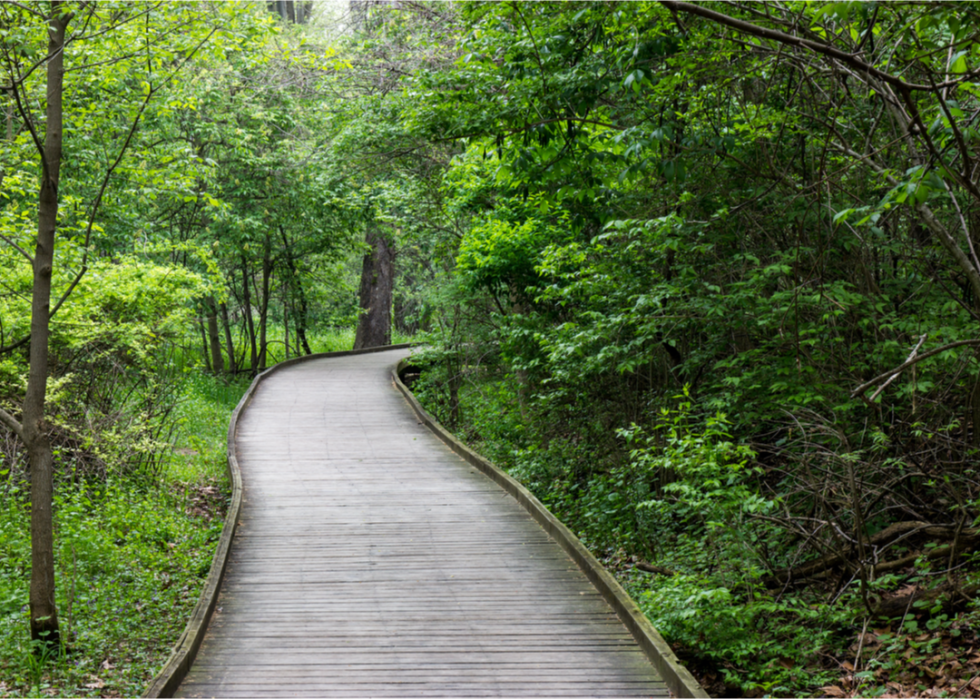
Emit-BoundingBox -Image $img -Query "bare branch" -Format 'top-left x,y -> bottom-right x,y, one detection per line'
659,1 -> 977,92
0,405 -> 24,442
868,334 -> 926,402
0,233 -> 34,264
852,338 -> 980,399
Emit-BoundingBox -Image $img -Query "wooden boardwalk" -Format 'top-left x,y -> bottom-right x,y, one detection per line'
176,349 -> 668,697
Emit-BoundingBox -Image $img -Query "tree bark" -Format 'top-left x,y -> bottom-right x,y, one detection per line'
257,234 -> 272,370
206,296 -> 223,374
23,5 -> 70,648
220,301 -> 236,374
241,258 -> 258,374
295,276 -> 312,355
353,228 -> 394,349
279,226 -> 312,355
199,315 -> 211,373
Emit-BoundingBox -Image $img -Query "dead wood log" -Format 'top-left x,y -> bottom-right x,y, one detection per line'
635,561 -> 678,576
873,581 -> 980,619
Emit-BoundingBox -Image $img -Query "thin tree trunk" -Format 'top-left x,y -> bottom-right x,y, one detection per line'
283,279 -> 290,360
220,302 -> 236,374
353,227 -> 394,349
258,235 -> 272,370
199,315 -> 212,373
23,6 -> 70,647
296,283 -> 312,356
241,258 -> 257,374
206,297 -> 223,374
278,225 -> 312,355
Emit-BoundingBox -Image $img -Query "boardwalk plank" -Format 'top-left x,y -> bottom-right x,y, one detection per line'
174,349 -> 666,697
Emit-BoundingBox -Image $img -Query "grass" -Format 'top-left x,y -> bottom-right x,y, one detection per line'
0,368 -> 247,698
264,325 -> 415,360
0,324 -> 411,697
166,370 -> 252,484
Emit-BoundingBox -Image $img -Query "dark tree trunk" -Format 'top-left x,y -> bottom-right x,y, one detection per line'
220,301 -> 236,374
199,315 -> 211,373
24,6 -> 70,648
257,234 -> 272,370
283,279 -> 290,360
206,296 -> 223,374
295,278 -> 312,355
278,225 -> 312,355
241,258 -> 258,374
353,228 -> 394,350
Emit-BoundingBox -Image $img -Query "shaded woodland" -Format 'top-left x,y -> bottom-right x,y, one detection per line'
2,1 -> 980,696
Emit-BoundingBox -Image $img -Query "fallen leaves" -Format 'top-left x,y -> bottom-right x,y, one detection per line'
83,676 -> 106,689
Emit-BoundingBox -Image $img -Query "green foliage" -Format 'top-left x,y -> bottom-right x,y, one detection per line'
622,391 -> 767,531
397,1 -> 980,694
630,567 -> 849,694
0,364 -> 245,696
0,477 -> 226,697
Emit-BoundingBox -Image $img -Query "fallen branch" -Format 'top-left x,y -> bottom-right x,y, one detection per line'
873,581 -> 980,619
635,561 -> 677,576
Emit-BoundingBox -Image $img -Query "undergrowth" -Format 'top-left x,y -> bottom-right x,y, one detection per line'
412,365 -> 980,698
0,369 -> 245,698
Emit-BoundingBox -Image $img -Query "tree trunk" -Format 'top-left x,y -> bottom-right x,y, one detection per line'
283,279 -> 290,360
199,315 -> 212,373
206,297 -> 223,374
23,6 -> 70,648
241,258 -> 258,374
279,226 -> 312,355
295,277 -> 312,355
220,301 -> 236,374
257,234 -> 272,370
353,228 -> 394,349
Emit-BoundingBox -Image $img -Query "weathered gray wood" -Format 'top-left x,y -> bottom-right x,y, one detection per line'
174,349 -> 669,698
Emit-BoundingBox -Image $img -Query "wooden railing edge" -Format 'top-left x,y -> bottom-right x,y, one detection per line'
392,357 -> 709,699
144,343 -> 414,698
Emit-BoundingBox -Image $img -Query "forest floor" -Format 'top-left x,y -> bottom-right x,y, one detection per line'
407,371 -> 980,699
601,551 -> 980,699
0,371 -> 245,698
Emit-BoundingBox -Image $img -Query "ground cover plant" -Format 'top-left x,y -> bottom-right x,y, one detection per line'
5,0 -> 980,696
375,1 -> 980,695
0,371 -> 241,697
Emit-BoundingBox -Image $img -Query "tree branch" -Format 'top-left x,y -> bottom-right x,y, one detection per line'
852,338 -> 980,398
0,233 -> 34,264
0,405 -> 24,442
659,1 -> 976,92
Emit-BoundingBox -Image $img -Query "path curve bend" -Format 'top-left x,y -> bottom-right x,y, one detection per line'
173,348 -> 679,697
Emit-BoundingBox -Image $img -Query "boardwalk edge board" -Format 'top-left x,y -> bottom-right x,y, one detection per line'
143,343 -> 414,698
393,358 -> 709,699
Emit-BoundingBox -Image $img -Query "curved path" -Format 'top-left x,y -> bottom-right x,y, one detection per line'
176,349 -> 668,697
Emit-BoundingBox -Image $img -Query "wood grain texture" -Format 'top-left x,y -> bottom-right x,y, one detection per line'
175,349 -> 669,698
